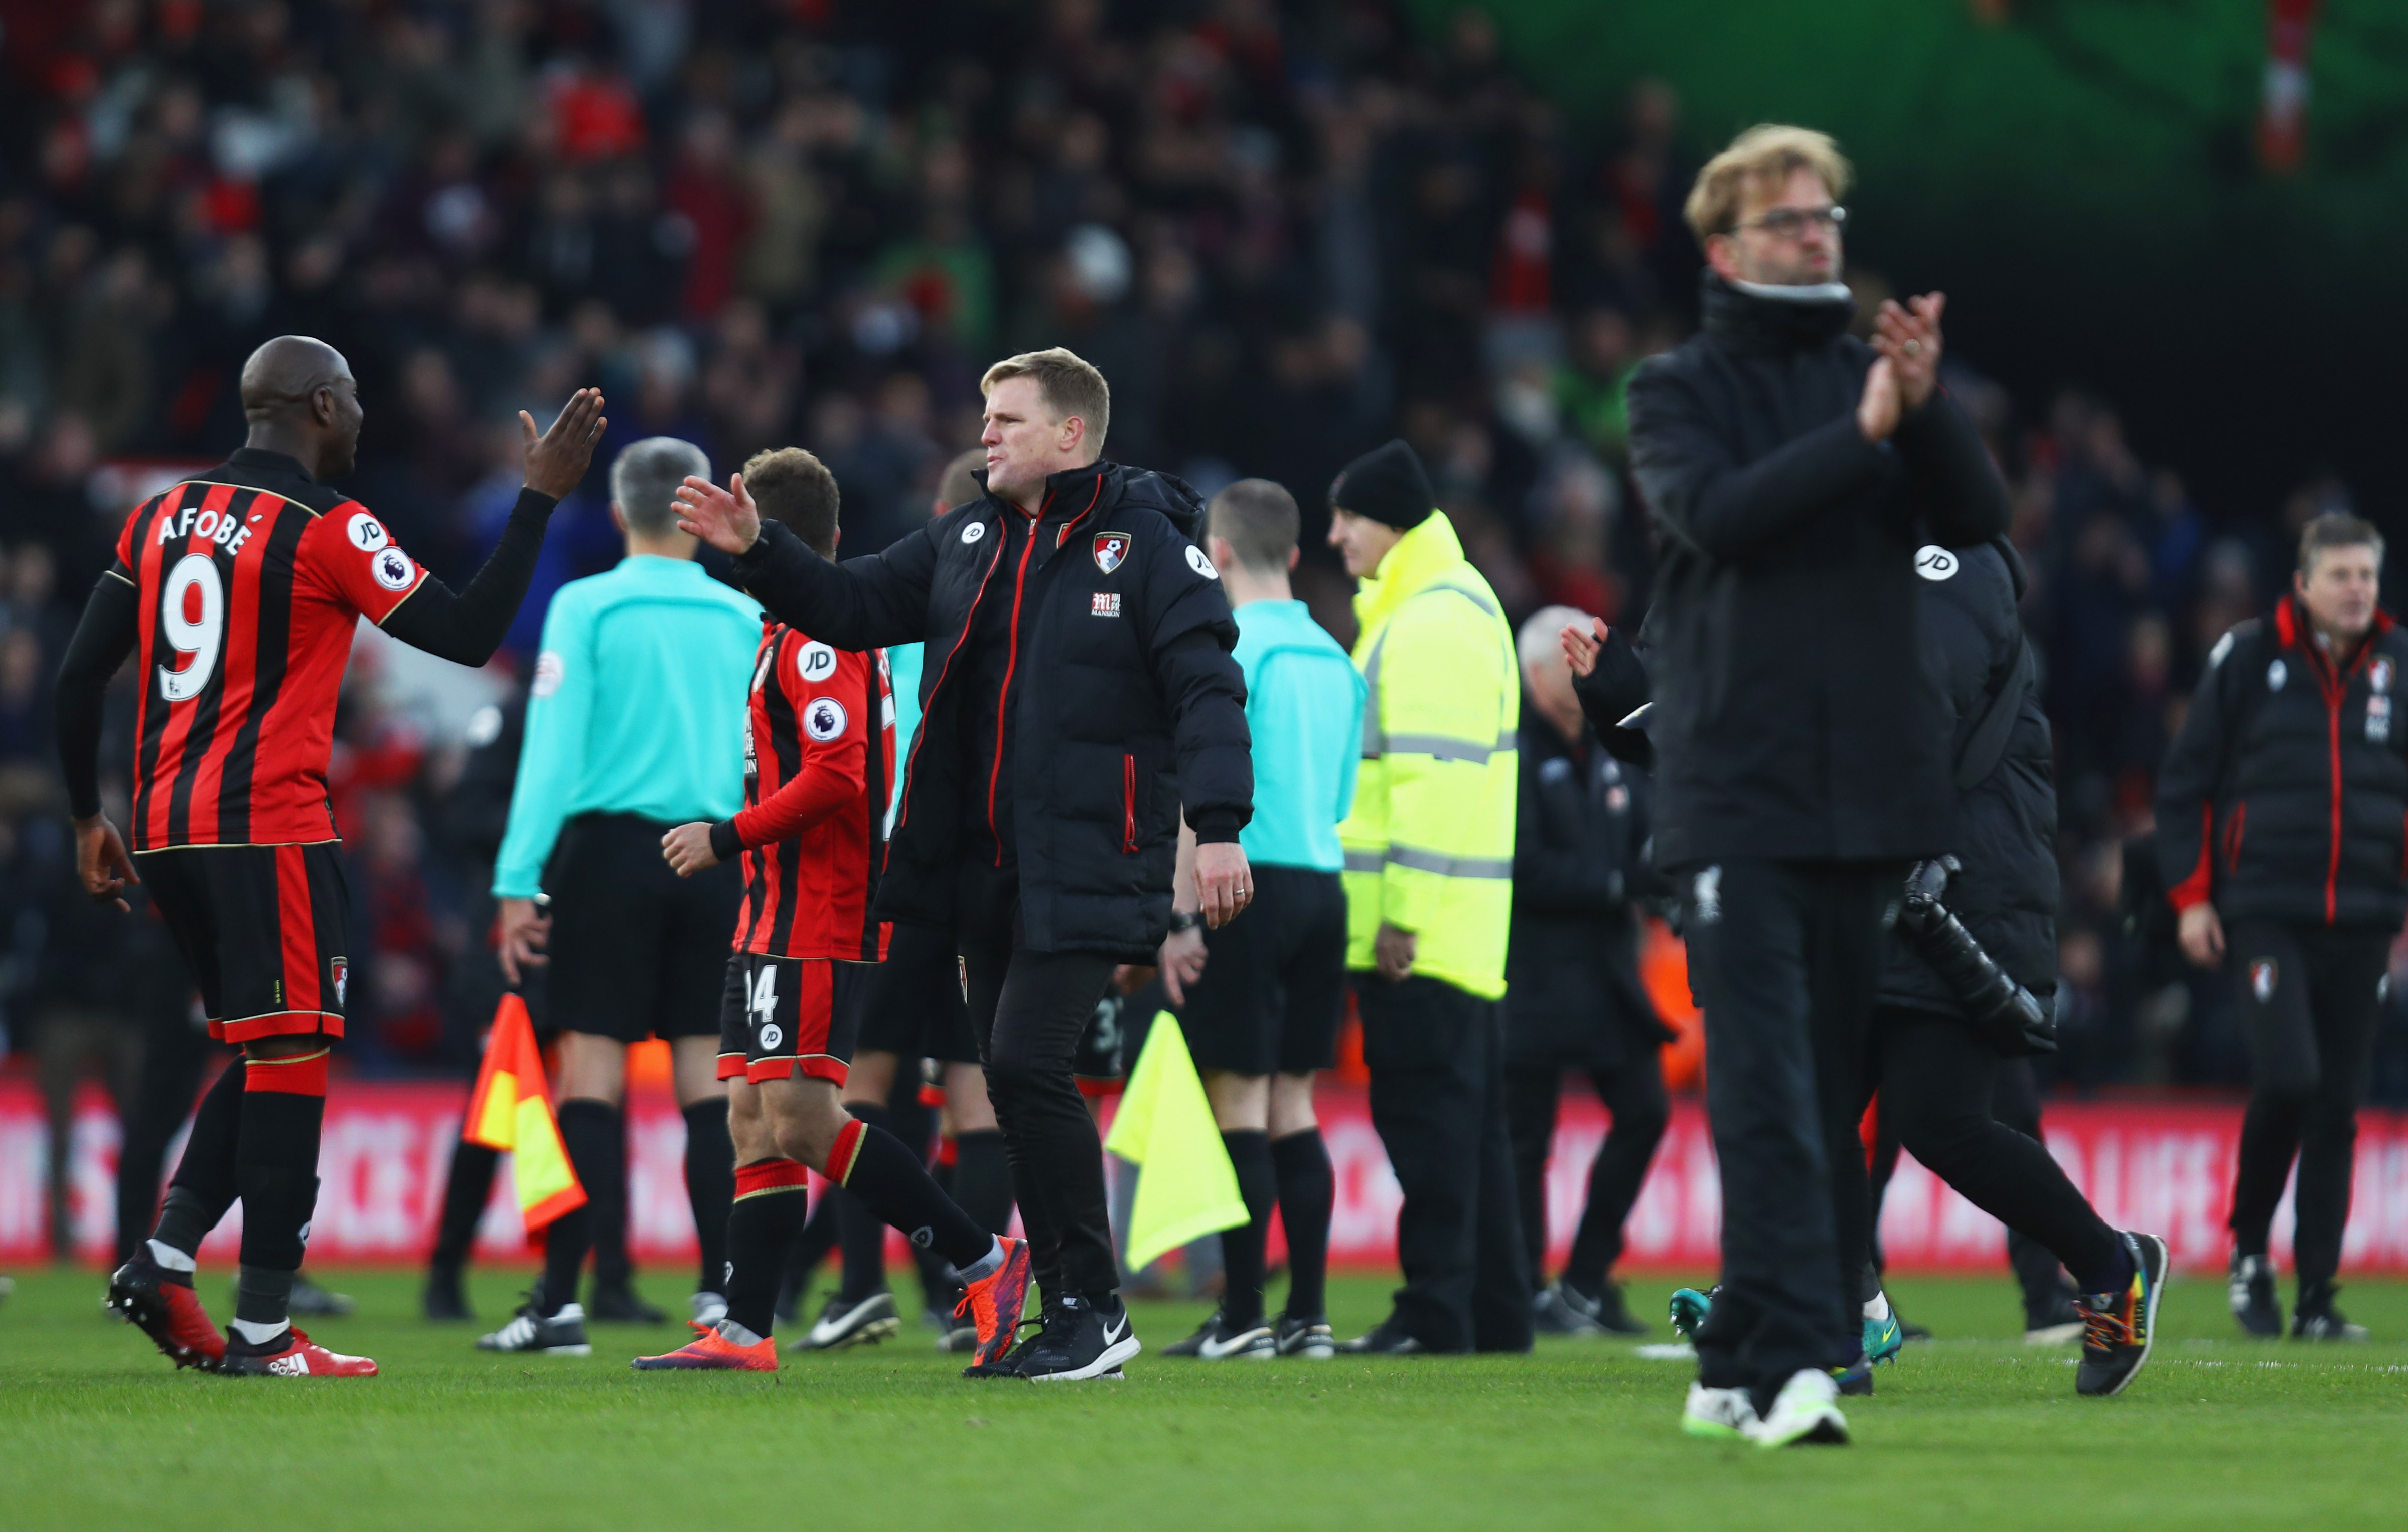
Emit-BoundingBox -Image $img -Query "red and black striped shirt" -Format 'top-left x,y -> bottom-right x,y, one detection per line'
113,449 -> 428,851
729,619 -> 894,961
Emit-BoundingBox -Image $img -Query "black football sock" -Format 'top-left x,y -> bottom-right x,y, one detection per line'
834,1103 -> 893,1302
829,1116 -> 995,1272
589,1104 -> 632,1291
726,1158 -> 810,1339
544,1098 -> 617,1316
952,1129 -> 1014,1237
683,1099 -> 734,1298
1271,1128 -> 1335,1319
429,1138 -> 500,1272
231,1049 -> 331,1332
785,1189 -> 840,1287
153,1058 -> 248,1261
1218,1130 -> 1275,1328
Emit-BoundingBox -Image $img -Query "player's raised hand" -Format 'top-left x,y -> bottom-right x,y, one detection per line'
73,813 -> 138,912
1871,292 -> 1944,410
520,388 -> 608,500
675,473 -> 763,556
1561,616 -> 1606,678
1857,355 -> 1902,443
661,821 -> 721,878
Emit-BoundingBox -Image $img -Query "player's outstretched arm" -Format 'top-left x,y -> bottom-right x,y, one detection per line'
54,571 -> 141,910
382,388 -> 607,665
679,473 -> 937,651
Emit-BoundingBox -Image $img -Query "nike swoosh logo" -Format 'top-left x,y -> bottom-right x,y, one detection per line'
1103,1315 -> 1128,1345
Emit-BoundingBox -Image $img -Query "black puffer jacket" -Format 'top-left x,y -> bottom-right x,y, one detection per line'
1627,273 -> 2012,869
727,461 -> 1252,959
1878,539 -> 2058,1015
2156,594 -> 2408,930
1505,704 -> 1671,1066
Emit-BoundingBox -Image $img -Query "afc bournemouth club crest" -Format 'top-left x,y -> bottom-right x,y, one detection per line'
2251,959 -> 2277,1004
1092,532 -> 1130,574
331,957 -> 349,1008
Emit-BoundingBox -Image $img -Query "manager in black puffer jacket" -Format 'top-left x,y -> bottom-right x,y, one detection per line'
1625,125 -> 2011,1430
2156,513 -> 2408,1341
677,349 -> 1254,1372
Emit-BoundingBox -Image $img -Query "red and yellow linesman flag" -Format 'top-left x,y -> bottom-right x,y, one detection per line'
463,994 -> 586,1230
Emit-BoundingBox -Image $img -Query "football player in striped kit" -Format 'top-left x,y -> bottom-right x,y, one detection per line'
635,448 -> 1030,1372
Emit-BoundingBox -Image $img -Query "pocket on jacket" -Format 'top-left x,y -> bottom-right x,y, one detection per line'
1122,753 -> 1138,854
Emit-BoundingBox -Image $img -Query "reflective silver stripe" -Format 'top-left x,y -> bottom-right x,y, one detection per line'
1384,844 -> 1514,880
1373,731 -> 1519,763
1342,849 -> 1385,875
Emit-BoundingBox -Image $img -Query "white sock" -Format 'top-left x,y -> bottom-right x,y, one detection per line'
955,1237 -> 1005,1283
228,1317 -> 290,1346
716,1318 -> 765,1347
147,1239 -> 198,1274
1863,1290 -> 1892,1324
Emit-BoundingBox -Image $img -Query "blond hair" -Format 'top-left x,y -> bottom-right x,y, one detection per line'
980,347 -> 1110,456
1683,124 -> 1853,241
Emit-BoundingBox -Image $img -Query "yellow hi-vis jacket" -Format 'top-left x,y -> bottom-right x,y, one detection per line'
1339,513 -> 1519,1001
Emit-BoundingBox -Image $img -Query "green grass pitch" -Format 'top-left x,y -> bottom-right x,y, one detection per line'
1,1266 -> 2402,1530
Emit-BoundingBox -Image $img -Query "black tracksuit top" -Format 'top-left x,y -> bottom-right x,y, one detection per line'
727,459 -> 1253,960
2158,594 -> 2408,930
1626,272 -> 2012,868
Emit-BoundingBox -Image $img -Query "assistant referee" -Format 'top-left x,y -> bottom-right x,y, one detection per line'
478,437 -> 762,1356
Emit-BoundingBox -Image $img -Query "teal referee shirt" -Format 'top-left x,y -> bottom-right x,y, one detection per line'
492,554 -> 762,899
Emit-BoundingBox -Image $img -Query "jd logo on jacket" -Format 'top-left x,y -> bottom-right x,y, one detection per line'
1914,546 -> 1958,581
1093,532 -> 1129,573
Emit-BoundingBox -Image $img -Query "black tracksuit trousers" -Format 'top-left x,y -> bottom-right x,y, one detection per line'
2226,919 -> 2389,1292
1680,858 -> 1888,1400
1861,1008 -> 2126,1297
1357,975 -> 1534,1353
1503,1058 -> 1669,1290
1868,1055 -> 2081,1322
954,859 -> 1120,1303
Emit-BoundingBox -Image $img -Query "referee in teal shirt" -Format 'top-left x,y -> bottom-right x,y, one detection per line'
1160,479 -> 1367,1361
478,437 -> 761,1356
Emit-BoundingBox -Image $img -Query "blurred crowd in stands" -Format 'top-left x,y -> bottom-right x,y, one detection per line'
0,0 -> 2400,1108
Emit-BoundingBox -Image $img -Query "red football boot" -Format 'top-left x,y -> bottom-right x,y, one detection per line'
107,1256 -> 227,1371
632,1321 -> 778,1371
220,1326 -> 379,1377
958,1236 -> 1034,1371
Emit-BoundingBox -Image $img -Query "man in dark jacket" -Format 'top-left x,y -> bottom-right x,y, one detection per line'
1855,538 -> 2161,1397
675,347 -> 1254,1381
1506,607 -> 1671,1340
2158,512 -> 2408,1343
1564,542 -> 2164,1399
1628,124 -> 2011,1445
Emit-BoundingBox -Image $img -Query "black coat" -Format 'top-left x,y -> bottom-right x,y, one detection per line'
2156,594 -> 2408,930
1878,540 -> 2059,1014
1504,704 -> 1671,1067
1626,273 -> 2012,868
726,461 -> 1253,960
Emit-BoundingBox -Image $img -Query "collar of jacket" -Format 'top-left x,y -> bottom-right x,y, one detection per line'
1699,269 -> 1855,354
2274,590 -> 2398,659
968,460 -> 1206,538
1352,511 -> 1469,650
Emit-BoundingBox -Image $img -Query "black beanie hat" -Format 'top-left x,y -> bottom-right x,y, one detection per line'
1329,440 -> 1435,531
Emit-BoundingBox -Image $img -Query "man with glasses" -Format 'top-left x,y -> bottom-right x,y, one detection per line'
1627,126 -> 2010,1444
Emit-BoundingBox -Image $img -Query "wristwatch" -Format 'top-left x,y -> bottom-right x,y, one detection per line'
1166,910 -> 1201,934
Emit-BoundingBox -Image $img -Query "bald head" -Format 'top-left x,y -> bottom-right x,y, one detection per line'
238,335 -> 363,480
